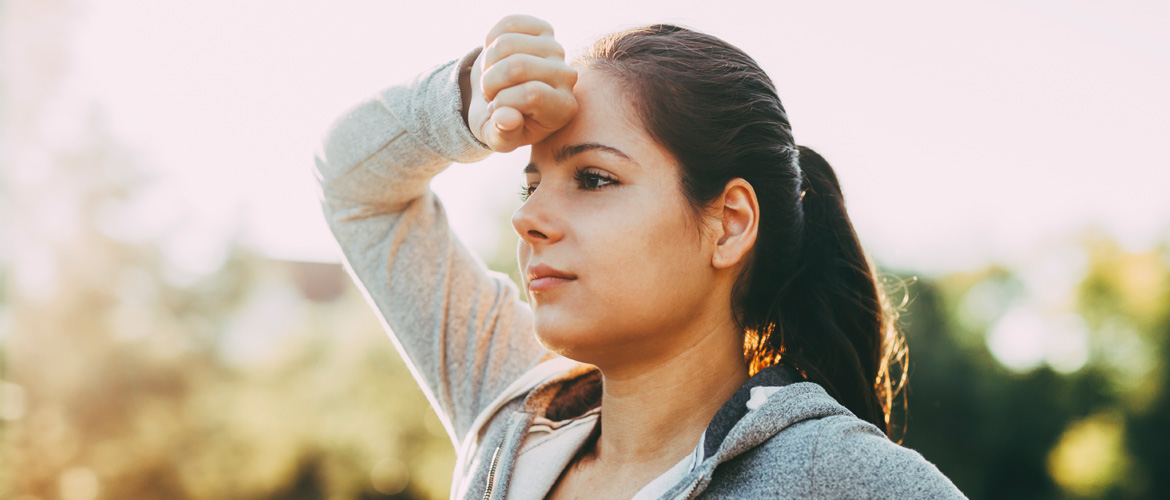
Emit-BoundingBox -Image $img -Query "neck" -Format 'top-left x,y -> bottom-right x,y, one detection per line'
584,308 -> 749,473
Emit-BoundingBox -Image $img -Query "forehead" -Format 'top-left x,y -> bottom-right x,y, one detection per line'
529,66 -> 657,166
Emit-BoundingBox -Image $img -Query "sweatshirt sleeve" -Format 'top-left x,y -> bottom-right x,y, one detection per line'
311,46 -> 556,447
810,416 -> 968,499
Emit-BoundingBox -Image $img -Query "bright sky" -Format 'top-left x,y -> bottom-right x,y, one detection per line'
61,0 -> 1169,276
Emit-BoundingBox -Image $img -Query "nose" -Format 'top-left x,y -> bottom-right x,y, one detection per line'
511,190 -> 564,246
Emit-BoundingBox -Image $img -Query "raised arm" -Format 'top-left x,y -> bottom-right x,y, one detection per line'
312,45 -> 559,447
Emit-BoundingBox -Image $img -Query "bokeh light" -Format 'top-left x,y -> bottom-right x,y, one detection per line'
3,1 -> 1167,499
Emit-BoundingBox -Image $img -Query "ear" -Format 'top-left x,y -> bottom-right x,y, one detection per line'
711,178 -> 759,270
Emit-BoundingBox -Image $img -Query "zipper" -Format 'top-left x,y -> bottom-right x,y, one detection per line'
676,478 -> 701,500
482,445 -> 502,500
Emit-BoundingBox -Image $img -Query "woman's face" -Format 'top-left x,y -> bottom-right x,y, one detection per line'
512,66 -> 721,367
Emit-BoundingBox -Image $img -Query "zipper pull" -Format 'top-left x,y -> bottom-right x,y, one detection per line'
482,445 -> 502,500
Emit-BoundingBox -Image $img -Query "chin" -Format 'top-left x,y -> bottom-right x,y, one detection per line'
535,319 -> 639,368
533,318 -> 582,355
533,316 -> 603,362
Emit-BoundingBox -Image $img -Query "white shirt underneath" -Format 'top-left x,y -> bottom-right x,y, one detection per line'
505,408 -> 704,500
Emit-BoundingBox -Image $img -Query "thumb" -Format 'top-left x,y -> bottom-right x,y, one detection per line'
483,106 -> 525,151
492,106 -> 523,132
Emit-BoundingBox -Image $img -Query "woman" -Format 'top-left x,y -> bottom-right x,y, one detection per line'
314,14 -> 966,500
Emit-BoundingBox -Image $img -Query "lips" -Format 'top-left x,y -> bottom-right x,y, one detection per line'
526,263 -> 576,292
526,263 -> 576,282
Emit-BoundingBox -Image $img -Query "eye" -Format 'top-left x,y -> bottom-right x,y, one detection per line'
574,168 -> 619,191
517,168 -> 619,202
518,183 -> 536,202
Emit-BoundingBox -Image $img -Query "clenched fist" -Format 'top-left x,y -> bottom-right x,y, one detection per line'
461,15 -> 579,153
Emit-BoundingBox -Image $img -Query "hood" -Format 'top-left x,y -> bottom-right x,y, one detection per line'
522,361 -> 854,466
699,362 -> 809,460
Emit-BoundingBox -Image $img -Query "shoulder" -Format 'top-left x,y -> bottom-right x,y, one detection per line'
702,416 -> 966,499
807,415 -> 967,499
701,418 -> 823,498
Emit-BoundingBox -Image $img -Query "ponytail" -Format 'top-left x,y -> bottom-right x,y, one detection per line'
579,24 -> 909,438
742,145 -> 908,436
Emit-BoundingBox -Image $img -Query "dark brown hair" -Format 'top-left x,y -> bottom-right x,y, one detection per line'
577,24 -> 909,437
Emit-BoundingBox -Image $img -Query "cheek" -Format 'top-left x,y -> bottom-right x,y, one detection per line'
528,189 -> 712,358
582,195 -> 709,316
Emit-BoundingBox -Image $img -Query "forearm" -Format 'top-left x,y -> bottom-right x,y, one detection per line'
313,46 -> 490,212
311,47 -> 555,446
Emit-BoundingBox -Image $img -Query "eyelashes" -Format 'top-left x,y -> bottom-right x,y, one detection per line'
518,167 -> 619,202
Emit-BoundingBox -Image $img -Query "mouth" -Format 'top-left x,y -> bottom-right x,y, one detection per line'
528,276 -> 575,292
526,263 -> 577,293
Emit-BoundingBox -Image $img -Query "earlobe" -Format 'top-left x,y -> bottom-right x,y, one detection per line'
711,179 -> 759,270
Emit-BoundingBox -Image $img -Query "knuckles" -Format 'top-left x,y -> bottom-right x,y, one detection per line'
484,33 -> 518,66
480,56 -> 530,98
494,14 -> 530,35
558,66 -> 579,87
485,54 -> 574,96
475,15 -> 574,148
547,42 -> 565,60
485,33 -> 564,68
523,82 -> 544,106
505,57 -> 529,82
487,14 -> 554,47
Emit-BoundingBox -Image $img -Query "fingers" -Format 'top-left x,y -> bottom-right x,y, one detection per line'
491,106 -> 524,132
485,14 -> 554,47
487,80 -> 577,131
479,105 -> 525,153
482,32 -> 564,69
470,14 -> 578,153
480,52 -> 577,102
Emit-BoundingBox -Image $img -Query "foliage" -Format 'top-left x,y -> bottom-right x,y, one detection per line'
3,5 -> 1167,496
892,236 -> 1169,500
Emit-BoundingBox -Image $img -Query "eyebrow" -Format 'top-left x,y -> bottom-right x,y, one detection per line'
523,143 -> 638,174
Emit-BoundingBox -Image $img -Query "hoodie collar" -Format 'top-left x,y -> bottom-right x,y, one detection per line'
520,361 -> 809,459
699,362 -> 806,460
499,362 -> 850,500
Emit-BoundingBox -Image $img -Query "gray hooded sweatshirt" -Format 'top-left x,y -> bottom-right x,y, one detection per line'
313,46 -> 968,500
